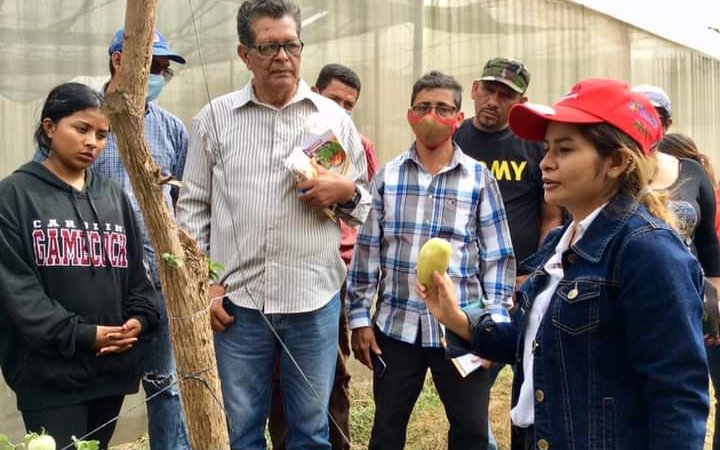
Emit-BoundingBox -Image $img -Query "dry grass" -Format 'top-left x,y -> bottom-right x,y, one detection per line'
348,366 -> 715,450
111,366 -> 716,449
110,435 -> 148,450
347,366 -> 514,450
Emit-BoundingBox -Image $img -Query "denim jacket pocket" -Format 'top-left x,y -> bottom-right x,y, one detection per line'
552,281 -> 602,335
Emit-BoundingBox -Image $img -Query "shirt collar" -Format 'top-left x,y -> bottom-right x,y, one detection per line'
557,202 -> 607,252
402,141 -> 471,175
231,79 -> 317,110
573,203 -> 607,243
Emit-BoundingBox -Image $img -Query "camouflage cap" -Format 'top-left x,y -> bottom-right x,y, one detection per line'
479,57 -> 530,94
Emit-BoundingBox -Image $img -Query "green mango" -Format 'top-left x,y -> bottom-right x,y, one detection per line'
416,238 -> 452,286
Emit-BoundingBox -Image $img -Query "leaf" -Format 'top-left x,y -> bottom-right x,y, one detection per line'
0,434 -> 16,450
207,257 -> 225,282
71,437 -> 99,450
161,252 -> 185,269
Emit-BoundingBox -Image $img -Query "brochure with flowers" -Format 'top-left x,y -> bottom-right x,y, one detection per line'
283,113 -> 350,221
301,129 -> 349,175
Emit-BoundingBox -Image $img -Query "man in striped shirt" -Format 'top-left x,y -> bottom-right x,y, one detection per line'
268,63 -> 379,450
348,71 -> 515,450
177,1 -> 370,449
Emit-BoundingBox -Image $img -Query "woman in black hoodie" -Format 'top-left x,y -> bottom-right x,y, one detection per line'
0,83 -> 159,448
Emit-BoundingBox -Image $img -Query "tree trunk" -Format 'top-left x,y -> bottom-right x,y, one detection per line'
104,2 -> 229,448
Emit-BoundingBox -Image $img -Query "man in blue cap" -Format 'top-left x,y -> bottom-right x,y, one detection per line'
631,84 -> 673,132
103,28 -> 190,449
108,29 -> 186,102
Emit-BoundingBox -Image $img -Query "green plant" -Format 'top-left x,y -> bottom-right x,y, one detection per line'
161,252 -> 184,269
207,257 -> 224,282
0,432 -> 99,450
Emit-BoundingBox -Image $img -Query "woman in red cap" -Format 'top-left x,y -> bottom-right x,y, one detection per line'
417,78 -> 708,449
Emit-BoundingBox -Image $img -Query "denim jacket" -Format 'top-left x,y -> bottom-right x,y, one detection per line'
450,196 -> 709,449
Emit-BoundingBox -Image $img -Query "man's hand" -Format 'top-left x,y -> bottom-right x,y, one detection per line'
351,326 -> 381,370
297,159 -> 355,209
209,284 -> 234,332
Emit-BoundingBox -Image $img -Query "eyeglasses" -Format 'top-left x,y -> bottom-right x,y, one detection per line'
409,103 -> 458,119
150,61 -> 174,82
247,40 -> 304,58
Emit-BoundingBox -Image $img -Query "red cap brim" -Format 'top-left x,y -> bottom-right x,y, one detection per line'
509,103 -> 606,142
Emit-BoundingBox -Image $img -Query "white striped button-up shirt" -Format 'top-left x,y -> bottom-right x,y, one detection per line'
177,80 -> 370,313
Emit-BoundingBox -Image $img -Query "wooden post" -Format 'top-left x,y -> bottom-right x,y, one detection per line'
104,1 -> 229,448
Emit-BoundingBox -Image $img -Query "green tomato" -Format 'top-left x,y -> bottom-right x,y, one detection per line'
27,435 -> 56,450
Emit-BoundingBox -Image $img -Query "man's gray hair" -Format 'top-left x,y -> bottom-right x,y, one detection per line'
236,0 -> 302,46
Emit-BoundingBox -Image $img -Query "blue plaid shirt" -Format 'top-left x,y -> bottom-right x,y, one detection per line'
347,143 -> 515,348
34,102 -> 188,285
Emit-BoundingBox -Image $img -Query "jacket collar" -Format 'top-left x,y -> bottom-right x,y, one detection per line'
522,195 -> 639,270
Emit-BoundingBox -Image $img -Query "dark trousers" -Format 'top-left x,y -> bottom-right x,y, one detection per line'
511,425 -> 535,450
21,395 -> 124,450
269,285 -> 352,450
369,328 -> 490,450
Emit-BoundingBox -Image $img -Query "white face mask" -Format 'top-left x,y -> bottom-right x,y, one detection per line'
146,74 -> 165,102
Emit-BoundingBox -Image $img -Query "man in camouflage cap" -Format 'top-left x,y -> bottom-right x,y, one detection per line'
455,57 -> 562,450
479,57 -> 530,95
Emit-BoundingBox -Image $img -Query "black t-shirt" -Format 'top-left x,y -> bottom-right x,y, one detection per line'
455,120 -> 545,272
667,157 -> 720,276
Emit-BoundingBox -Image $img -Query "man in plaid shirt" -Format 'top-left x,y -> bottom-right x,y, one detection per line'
347,70 -> 515,450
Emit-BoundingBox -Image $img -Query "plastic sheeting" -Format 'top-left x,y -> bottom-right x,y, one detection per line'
0,0 -> 719,176
1,0 -> 720,443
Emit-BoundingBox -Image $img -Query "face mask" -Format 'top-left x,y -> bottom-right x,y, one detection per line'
146,74 -> 165,102
407,112 -> 458,150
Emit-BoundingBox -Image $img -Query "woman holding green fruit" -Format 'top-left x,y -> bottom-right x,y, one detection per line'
0,83 -> 158,449
417,79 -> 708,449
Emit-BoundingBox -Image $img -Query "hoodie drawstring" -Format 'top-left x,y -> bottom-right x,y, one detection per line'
69,192 -> 97,276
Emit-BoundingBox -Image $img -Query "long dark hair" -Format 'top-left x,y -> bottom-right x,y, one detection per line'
34,82 -> 105,156
657,133 -> 717,187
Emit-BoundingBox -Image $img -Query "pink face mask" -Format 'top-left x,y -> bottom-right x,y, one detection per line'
407,111 -> 459,150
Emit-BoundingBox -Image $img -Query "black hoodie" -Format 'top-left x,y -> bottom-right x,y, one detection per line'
0,162 -> 159,411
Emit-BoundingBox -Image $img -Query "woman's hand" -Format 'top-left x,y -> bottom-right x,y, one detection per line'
93,325 -> 125,351
94,318 -> 143,355
416,271 -> 472,341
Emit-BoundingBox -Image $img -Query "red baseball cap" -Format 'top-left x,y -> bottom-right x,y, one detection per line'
509,78 -> 662,155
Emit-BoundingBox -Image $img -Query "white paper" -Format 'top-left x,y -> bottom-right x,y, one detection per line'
439,324 -> 485,378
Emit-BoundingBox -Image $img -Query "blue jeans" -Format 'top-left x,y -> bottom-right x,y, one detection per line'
216,294 -> 340,450
142,288 -> 190,450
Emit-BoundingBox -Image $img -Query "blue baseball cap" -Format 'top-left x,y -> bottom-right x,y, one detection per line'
108,28 -> 186,64
631,84 -> 671,117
